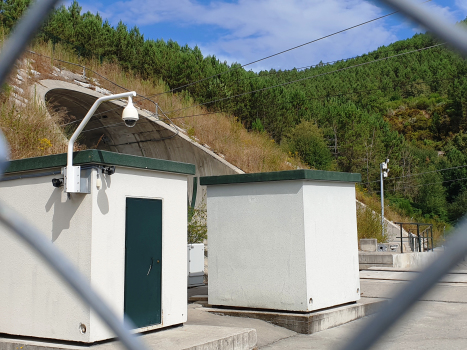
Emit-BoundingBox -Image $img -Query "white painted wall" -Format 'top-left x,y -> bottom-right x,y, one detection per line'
187,243 -> 205,287
0,174 -> 93,342
302,182 -> 360,311
207,181 -> 308,311
207,180 -> 360,312
0,166 -> 188,343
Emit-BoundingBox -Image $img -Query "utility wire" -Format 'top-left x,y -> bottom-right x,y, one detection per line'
96,41 -> 449,122
162,43 -> 446,115
171,112 -> 219,120
72,71 -> 459,134
408,176 -> 467,188
60,54 -> 457,129
34,28 -> 448,128
27,50 -> 178,141
171,75 -> 461,121
378,176 -> 467,194
26,50 -> 175,126
141,2 -> 432,100
33,28 -> 451,139
225,42 -> 447,83
364,164 -> 467,185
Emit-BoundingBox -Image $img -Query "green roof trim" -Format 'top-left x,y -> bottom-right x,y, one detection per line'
5,150 -> 196,175
200,169 -> 361,186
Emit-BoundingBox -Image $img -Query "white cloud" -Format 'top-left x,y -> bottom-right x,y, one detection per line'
73,0 -> 462,71
101,0 -> 401,71
426,1 -> 459,22
408,1 -> 459,33
66,0 -> 467,71
455,0 -> 467,19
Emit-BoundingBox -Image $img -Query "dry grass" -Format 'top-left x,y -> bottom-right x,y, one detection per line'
27,41 -> 307,173
0,56 -> 81,160
356,205 -> 388,243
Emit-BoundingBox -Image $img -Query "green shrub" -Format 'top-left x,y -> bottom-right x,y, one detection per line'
282,120 -> 333,170
251,118 -> 265,133
357,205 -> 388,243
187,202 -> 207,244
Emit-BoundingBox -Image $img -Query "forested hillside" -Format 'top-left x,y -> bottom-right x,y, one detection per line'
1,0 -> 466,225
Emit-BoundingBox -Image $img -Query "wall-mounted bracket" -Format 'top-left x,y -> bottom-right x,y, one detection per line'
63,166 -> 92,194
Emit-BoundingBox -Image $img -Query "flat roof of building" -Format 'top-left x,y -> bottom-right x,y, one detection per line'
200,169 -> 361,186
5,150 -> 196,175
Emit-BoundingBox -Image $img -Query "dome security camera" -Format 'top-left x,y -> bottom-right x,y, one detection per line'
122,96 -> 139,127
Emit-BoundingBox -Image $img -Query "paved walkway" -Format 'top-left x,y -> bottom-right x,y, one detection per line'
188,267 -> 467,349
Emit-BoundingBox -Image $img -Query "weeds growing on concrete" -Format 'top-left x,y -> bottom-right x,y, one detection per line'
0,72 -> 74,160
356,205 -> 388,243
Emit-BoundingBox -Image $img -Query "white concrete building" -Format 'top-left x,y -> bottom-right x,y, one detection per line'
0,150 -> 195,343
201,170 -> 361,312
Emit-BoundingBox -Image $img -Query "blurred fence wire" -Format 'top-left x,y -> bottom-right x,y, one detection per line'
0,1 -> 466,350
0,1 -> 147,349
340,1 -> 467,349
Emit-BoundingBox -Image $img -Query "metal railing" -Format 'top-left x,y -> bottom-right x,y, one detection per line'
341,1 -> 467,349
394,222 -> 434,253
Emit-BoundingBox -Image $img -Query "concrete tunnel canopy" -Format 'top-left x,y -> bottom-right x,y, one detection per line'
36,79 -> 242,206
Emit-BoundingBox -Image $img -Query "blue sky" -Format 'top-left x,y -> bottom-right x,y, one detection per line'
64,0 -> 467,72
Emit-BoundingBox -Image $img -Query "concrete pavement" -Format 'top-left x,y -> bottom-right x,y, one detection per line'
3,267 -> 467,349
261,300 -> 467,349
187,268 -> 467,349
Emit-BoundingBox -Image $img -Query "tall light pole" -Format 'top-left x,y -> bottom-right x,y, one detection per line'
380,159 -> 389,236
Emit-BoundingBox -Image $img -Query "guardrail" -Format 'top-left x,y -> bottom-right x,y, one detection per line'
394,222 -> 434,253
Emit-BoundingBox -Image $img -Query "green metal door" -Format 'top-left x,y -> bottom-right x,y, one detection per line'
124,197 -> 162,328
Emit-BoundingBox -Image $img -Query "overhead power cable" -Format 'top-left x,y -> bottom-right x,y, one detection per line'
171,112 -> 219,120
63,45 -> 450,127
226,41 -> 449,83
25,50 -> 176,141
65,66 -> 457,131
141,1 -> 432,100
170,75 -> 461,121
162,42 -> 446,115
364,164 -> 467,185
58,48 -> 457,136
377,176 -> 467,194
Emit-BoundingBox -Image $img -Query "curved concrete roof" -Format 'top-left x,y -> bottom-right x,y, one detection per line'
34,79 -> 243,205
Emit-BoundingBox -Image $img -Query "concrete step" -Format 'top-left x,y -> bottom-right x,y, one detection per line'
189,295 -> 209,306
203,298 -> 386,335
360,270 -> 467,283
359,251 -> 441,270
0,325 -> 257,350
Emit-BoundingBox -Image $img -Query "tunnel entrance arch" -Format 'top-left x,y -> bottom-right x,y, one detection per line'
36,79 -> 242,207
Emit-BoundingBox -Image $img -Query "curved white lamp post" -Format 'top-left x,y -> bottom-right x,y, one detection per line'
65,91 -> 138,193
